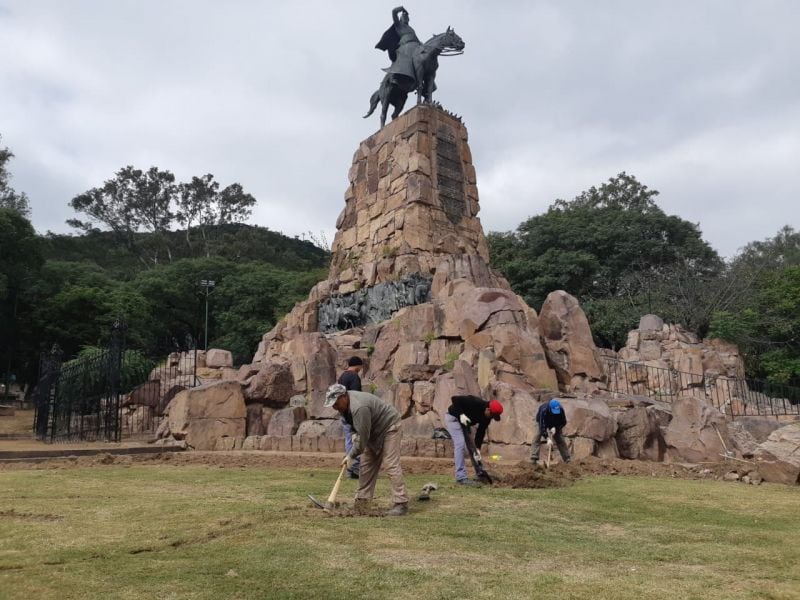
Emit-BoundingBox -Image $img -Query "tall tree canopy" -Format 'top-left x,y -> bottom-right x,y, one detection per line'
0,208 -> 43,386
69,166 -> 256,265
709,227 -> 800,383
0,135 -> 30,217
489,173 -> 723,347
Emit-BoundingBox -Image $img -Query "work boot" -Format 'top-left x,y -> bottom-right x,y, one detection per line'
457,479 -> 482,487
386,502 -> 408,517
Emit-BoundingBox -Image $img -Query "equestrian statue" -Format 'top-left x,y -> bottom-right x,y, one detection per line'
364,6 -> 465,127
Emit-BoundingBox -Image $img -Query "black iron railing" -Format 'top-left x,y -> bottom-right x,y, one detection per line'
33,324 -> 200,442
600,356 -> 800,418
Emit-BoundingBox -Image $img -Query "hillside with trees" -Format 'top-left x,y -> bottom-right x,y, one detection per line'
0,140 -> 329,387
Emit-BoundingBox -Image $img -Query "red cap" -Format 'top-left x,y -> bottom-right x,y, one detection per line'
488,399 -> 503,418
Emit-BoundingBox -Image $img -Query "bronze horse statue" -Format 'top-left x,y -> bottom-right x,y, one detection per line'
364,27 -> 465,127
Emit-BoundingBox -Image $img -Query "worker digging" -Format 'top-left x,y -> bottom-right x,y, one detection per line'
444,394 -> 504,485
324,383 -> 409,516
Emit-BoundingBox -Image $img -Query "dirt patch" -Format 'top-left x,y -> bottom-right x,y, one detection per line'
318,503 -> 389,518
0,410 -> 35,436
490,462 -> 583,489
0,450 -> 454,472
0,448 -> 755,487
0,509 -> 63,521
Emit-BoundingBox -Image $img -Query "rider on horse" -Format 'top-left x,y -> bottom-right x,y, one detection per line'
376,6 -> 421,92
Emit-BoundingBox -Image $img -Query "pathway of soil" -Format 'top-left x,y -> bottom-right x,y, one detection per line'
0,448 -> 731,485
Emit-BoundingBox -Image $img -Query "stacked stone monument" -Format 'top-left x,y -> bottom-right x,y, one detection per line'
243,105 -> 607,459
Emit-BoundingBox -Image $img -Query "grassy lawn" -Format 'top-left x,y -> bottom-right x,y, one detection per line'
1,465 -> 798,600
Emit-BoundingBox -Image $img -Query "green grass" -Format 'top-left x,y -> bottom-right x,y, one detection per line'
1,466 -> 798,600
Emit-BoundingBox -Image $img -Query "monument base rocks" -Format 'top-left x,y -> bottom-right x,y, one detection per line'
161,105 -> 783,476
246,105 -> 610,459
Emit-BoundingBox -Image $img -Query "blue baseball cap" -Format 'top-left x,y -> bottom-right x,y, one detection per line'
549,399 -> 562,414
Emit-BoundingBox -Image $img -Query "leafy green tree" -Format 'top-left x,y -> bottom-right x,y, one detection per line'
0,135 -> 30,217
488,173 -> 722,347
69,166 -> 177,267
176,175 -> 256,257
0,208 -> 43,389
24,261 -> 151,360
709,227 -> 800,383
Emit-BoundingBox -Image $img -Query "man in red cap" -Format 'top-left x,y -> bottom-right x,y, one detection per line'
445,395 -> 503,485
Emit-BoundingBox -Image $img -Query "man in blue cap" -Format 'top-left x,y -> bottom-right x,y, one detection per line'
531,398 -> 571,464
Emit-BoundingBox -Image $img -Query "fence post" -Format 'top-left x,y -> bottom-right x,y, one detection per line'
108,320 -> 127,443
33,344 -> 62,441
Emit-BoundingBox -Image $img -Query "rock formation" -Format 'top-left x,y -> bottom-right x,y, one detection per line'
146,106 -> 794,481
245,105 -> 607,458
754,423 -> 800,484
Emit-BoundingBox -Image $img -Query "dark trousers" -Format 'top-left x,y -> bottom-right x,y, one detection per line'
531,425 -> 570,462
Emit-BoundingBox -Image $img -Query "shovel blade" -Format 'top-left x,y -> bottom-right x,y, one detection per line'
308,494 -> 327,510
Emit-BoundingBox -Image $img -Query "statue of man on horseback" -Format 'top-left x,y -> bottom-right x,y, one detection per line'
364,6 -> 465,127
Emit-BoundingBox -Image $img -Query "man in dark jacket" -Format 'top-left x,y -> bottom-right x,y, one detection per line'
338,357 -> 363,479
531,399 -> 571,464
445,395 -> 503,485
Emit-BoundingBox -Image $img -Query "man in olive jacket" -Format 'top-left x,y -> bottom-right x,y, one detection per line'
325,383 -> 409,516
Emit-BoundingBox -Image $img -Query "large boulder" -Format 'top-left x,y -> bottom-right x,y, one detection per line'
122,380 -> 161,408
165,381 -> 246,450
283,334 -> 338,419
436,284 -> 524,339
246,403 -> 277,437
734,417 -> 783,443
242,361 -> 295,407
560,397 -> 617,442
296,419 -> 335,437
665,396 -> 734,463
267,406 -> 307,436
754,423 -> 800,485
400,411 -> 440,438
538,291 -> 604,393
485,384 -> 539,446
205,348 -> 233,368
615,406 -> 666,461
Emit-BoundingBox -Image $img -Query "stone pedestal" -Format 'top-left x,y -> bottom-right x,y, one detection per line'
330,105 -> 490,294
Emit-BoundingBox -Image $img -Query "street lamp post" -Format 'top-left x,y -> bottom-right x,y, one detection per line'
199,280 -> 216,351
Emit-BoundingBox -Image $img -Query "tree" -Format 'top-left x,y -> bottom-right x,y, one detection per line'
176,175 -> 256,256
69,166 -> 177,267
0,135 -> 31,217
709,227 -> 800,383
488,173 -> 723,347
0,208 -> 43,390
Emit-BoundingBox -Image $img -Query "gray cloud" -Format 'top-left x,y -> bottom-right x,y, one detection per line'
1,0 -> 797,257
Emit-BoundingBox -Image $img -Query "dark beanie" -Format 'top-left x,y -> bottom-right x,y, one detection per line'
348,356 -> 364,366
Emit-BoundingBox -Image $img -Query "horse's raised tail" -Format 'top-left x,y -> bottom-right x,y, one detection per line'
363,89 -> 380,118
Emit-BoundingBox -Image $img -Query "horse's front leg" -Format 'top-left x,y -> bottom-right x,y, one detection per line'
380,94 -> 389,127
424,75 -> 436,104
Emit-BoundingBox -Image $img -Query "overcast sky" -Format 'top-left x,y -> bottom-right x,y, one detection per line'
1,1 -> 798,258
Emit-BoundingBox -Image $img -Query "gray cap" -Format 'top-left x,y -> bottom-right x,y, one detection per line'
324,383 -> 347,407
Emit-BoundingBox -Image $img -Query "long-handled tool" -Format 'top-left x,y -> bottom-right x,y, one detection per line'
545,436 -> 553,469
308,462 -> 348,510
460,423 -> 493,484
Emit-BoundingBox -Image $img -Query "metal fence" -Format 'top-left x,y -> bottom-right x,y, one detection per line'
33,324 -> 200,443
119,342 -> 199,440
600,356 -> 800,418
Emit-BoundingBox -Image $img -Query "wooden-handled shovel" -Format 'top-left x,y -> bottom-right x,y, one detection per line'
326,462 -> 348,508
308,461 -> 349,511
